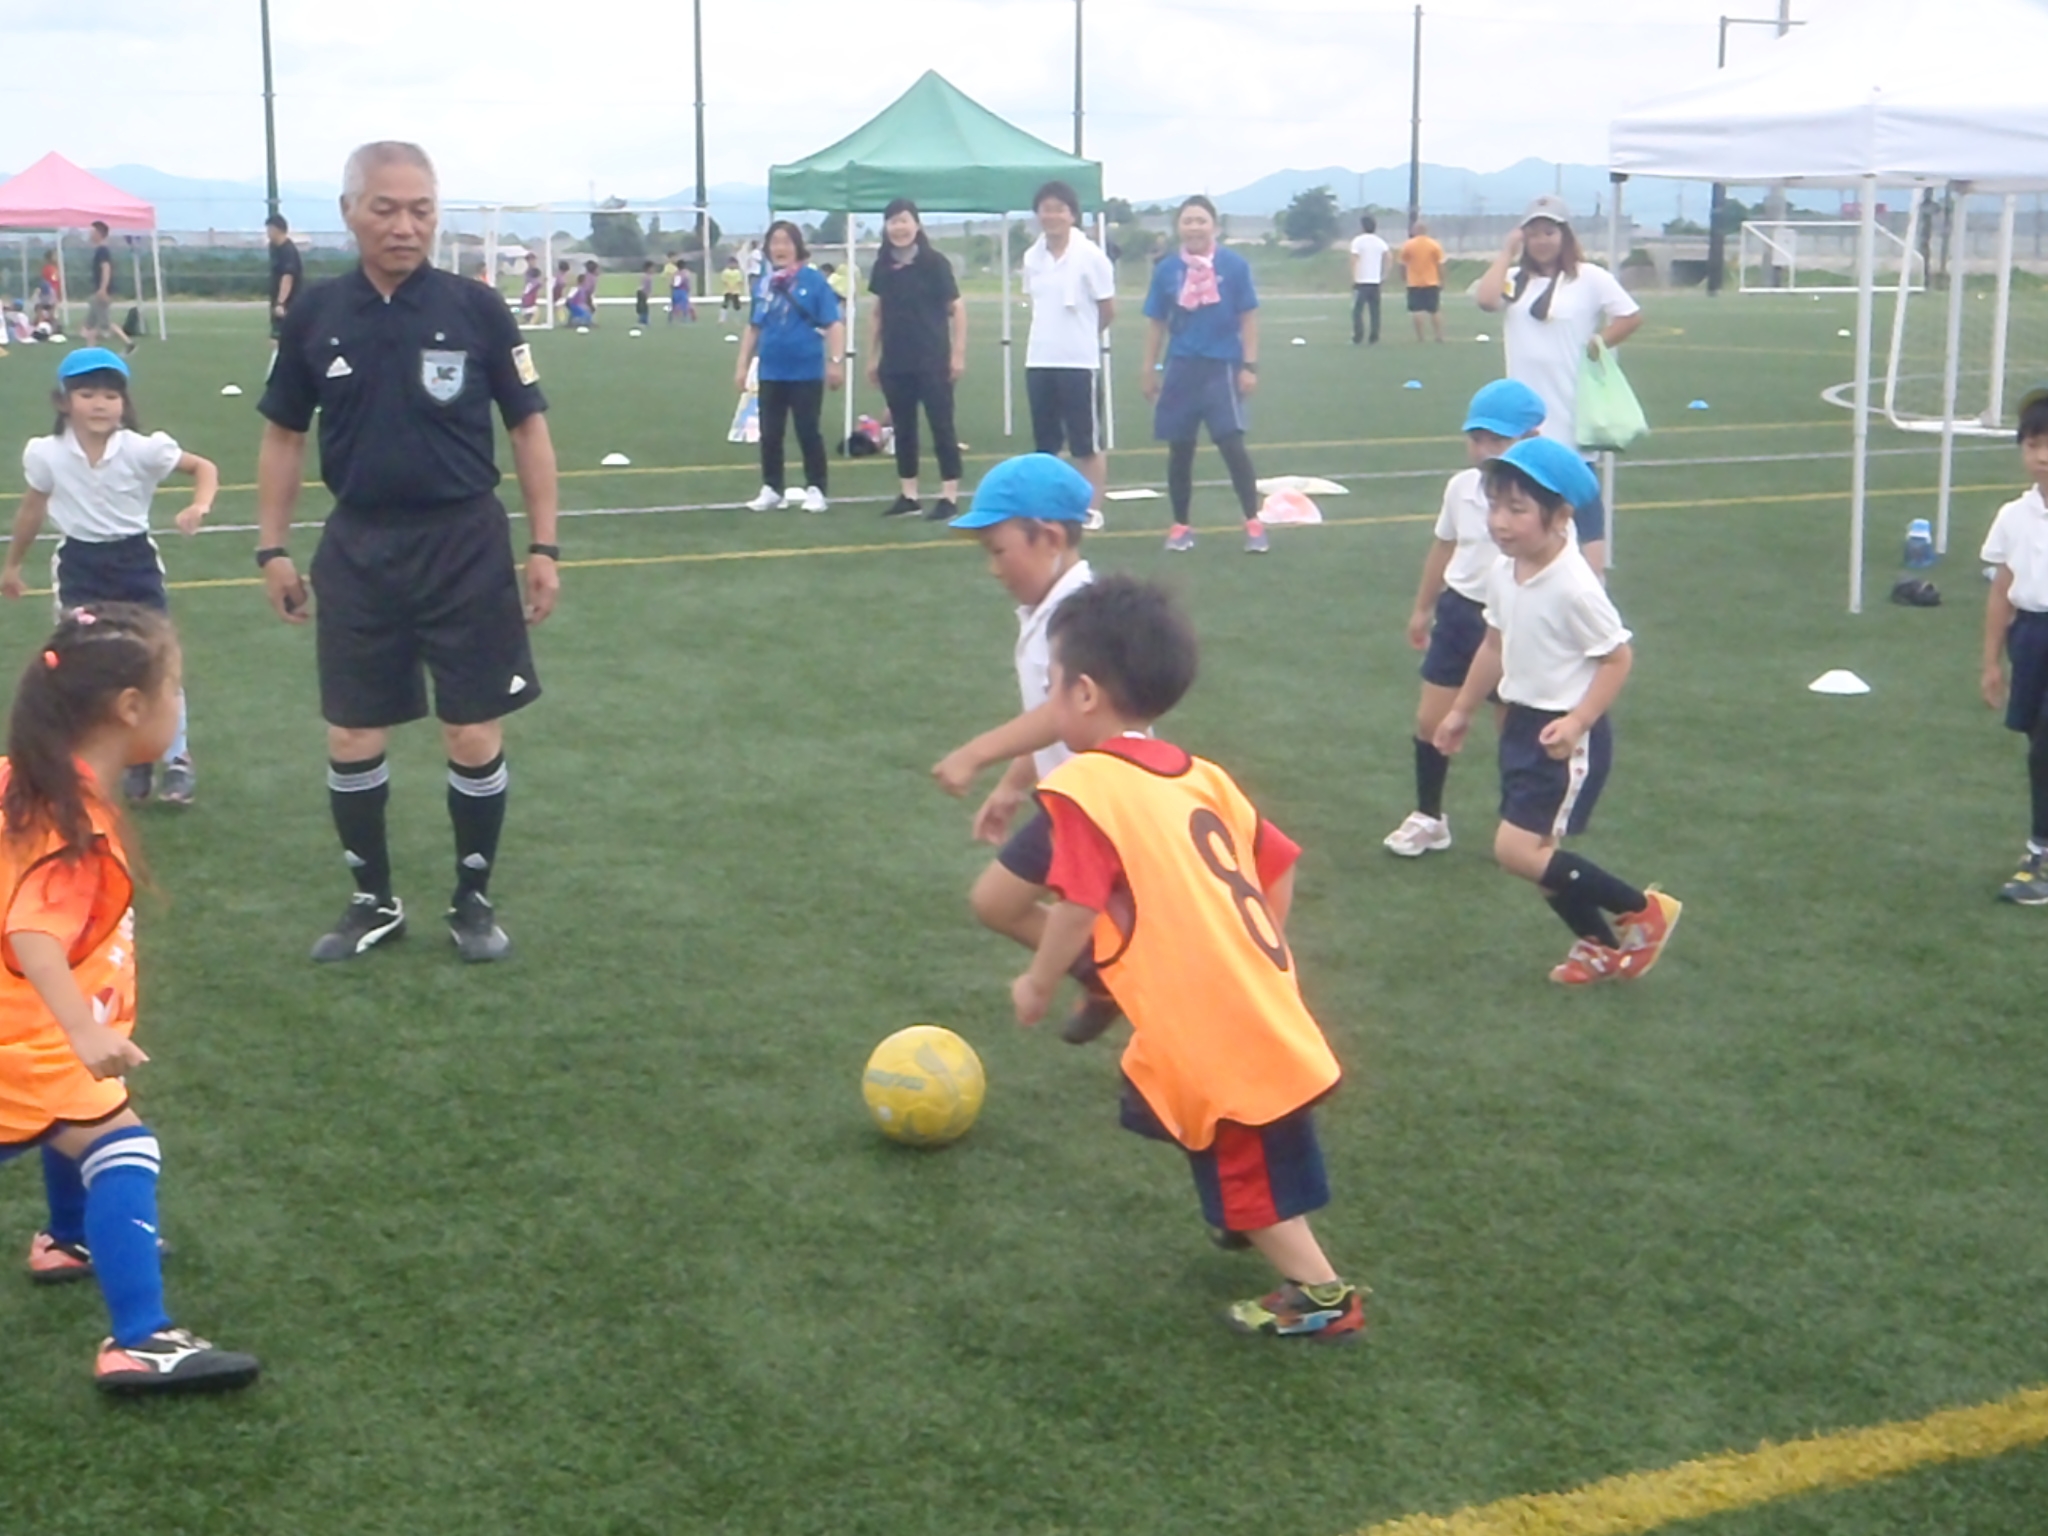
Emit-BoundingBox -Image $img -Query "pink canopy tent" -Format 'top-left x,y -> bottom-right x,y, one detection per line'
0,153 -> 169,339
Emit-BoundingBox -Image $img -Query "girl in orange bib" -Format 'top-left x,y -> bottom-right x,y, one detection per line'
0,604 -> 258,1394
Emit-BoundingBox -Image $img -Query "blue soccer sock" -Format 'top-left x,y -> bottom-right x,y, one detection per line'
81,1127 -> 171,1347
41,1146 -> 87,1246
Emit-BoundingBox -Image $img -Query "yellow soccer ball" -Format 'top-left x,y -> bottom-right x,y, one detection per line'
862,1025 -> 986,1147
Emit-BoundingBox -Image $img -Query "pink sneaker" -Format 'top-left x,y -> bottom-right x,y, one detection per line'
1165,523 -> 1195,552
28,1231 -> 93,1285
1244,518 -> 1269,554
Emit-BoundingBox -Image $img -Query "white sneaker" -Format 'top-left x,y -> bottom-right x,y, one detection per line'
1083,507 -> 1106,531
1382,812 -> 1451,857
800,486 -> 828,514
780,488 -> 806,509
744,485 -> 781,511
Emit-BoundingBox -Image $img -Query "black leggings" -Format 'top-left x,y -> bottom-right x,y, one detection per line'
759,378 -> 828,493
878,369 -> 963,483
1167,432 -> 1260,524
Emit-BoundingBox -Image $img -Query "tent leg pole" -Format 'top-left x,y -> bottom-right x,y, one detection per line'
1987,194 -> 2017,428
1851,177 -> 1877,615
1606,175 -> 1624,569
844,214 -> 856,465
1001,216 -> 1013,438
55,231 -> 66,330
1096,210 -> 1115,456
1935,187 -> 1969,557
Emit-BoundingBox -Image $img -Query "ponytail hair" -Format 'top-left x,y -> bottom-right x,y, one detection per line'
4,604 -> 176,862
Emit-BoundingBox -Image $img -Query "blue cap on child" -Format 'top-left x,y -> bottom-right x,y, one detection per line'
951,453 -> 1095,528
1463,379 -> 1546,438
1491,436 -> 1600,510
57,347 -> 130,382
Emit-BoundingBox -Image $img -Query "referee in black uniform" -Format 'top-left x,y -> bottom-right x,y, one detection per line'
256,141 -> 561,964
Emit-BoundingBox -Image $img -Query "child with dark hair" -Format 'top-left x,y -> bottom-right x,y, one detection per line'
1011,572 -> 1365,1341
519,254 -> 544,324
635,261 -> 656,327
669,257 -> 696,323
1433,436 -> 1679,985
0,603 -> 259,1394
1979,387 -> 2048,903
1142,196 -> 1266,553
567,261 -> 600,327
3,349 -> 216,805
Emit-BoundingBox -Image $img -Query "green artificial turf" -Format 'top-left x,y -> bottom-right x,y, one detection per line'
1,288 -> 2046,1535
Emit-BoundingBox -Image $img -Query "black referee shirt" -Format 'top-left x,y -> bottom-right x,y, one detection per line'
269,238 -> 304,310
259,263 -> 547,513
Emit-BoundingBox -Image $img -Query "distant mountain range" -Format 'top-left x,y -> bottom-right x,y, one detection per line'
0,159 -> 1768,236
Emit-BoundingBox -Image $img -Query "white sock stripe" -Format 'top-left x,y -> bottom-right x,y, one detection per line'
81,1135 -> 161,1184
448,764 -> 510,797
1552,734 -> 1594,842
328,763 -> 390,794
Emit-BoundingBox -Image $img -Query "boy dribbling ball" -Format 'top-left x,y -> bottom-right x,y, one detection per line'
1980,386 -> 2048,903
1012,575 -> 1364,1340
1433,438 -> 1680,985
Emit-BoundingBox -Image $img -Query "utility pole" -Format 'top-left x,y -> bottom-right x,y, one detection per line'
260,0 -> 280,220
1405,6 -> 1422,230
1073,0 -> 1085,156
1708,5 -> 1803,294
694,0 -> 709,284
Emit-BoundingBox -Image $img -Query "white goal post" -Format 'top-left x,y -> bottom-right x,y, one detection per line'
435,202 -> 713,330
1739,219 -> 1926,294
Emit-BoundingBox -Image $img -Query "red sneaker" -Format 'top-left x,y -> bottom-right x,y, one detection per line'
1617,889 -> 1683,979
1549,939 -> 1625,986
27,1231 -> 93,1285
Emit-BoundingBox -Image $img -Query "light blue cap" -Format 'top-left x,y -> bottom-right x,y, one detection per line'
951,453 -> 1095,528
57,347 -> 130,383
1463,379 -> 1546,438
1492,436 -> 1600,510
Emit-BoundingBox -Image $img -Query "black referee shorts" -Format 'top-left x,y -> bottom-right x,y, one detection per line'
310,496 -> 540,730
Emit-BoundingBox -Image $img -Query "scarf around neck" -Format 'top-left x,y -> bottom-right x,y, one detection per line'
1177,249 -> 1221,310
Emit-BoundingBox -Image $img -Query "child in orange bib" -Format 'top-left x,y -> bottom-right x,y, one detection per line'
1011,575 -> 1365,1342
0,604 -> 258,1395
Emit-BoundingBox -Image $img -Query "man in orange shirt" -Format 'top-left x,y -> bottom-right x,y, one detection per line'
1399,220 -> 1448,343
1010,575 -> 1365,1342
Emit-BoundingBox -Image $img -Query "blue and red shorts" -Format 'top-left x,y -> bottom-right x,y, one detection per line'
1119,1077 -> 1330,1233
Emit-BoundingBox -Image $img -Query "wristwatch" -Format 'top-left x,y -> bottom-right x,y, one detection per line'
528,543 -> 561,560
255,546 -> 289,568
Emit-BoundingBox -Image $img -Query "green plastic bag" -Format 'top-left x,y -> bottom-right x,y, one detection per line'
1575,340 -> 1649,453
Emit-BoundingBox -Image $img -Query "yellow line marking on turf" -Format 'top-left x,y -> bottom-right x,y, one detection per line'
86,481 -> 2006,600
1354,1383 -> 2048,1536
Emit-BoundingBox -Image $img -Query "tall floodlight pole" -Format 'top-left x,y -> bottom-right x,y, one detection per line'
694,0 -> 710,295
1074,0 -> 1085,155
260,0 -> 280,220
1709,7 -> 1803,294
1405,7 -> 1423,230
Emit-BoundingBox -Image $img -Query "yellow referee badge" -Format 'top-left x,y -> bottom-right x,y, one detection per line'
512,343 -> 539,386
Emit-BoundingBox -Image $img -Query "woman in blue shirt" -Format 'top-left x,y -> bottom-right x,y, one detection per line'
1142,196 -> 1266,554
736,220 -> 845,513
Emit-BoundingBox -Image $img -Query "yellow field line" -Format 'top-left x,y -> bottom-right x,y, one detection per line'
1354,1384 -> 2048,1536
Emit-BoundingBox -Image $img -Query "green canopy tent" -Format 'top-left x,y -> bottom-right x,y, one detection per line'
767,70 -> 1107,451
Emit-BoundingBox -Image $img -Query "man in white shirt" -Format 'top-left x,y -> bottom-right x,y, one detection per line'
1021,180 -> 1116,523
1348,215 -> 1390,345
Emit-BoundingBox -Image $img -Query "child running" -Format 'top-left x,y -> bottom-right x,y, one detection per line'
1012,574 -> 1365,1341
931,454 -> 1119,1043
1386,378 -> 1546,857
1980,386 -> 2048,903
0,603 -> 260,1394
3,348 -> 215,805
567,261 -> 599,327
1432,437 -> 1680,984
670,259 -> 695,323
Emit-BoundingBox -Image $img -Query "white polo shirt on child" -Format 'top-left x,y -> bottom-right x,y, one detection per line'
1435,468 -> 1500,601
1022,236 -> 1116,371
1502,263 -> 1640,456
1981,484 -> 2048,612
23,429 -> 182,543
1485,542 -> 1631,712
1016,558 -> 1095,778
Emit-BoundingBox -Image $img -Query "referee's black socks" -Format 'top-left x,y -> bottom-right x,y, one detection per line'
328,755 -> 393,900
448,754 -> 509,899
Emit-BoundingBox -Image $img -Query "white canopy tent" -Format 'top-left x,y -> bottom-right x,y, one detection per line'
1610,0 -> 2048,611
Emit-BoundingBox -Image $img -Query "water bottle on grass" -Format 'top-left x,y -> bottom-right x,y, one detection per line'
1904,517 -> 1936,569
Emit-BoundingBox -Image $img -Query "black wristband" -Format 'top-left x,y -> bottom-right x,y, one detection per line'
255,547 -> 289,568
1239,361 -> 1259,374
528,543 -> 561,560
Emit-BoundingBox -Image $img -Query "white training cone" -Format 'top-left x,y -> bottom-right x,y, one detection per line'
1256,475 -> 1348,497
1105,488 -> 1161,501
1475,333 -> 1492,343
219,384 -> 243,397
600,452 -> 631,467
1837,329 -> 1853,338
628,328 -> 643,337
1290,336 -> 1307,346
724,333 -> 740,343
1809,669 -> 1871,696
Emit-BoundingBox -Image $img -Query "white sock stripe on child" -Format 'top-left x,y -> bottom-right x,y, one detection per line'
81,1135 -> 161,1185
328,762 -> 390,794
448,763 -> 510,798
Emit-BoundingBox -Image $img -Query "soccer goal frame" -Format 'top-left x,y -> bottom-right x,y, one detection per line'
1738,219 -> 1925,294
436,202 -> 712,330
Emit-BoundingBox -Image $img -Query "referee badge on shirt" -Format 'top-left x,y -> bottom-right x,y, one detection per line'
421,349 -> 467,403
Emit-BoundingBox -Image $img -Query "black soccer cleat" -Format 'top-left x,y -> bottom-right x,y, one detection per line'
1060,988 -> 1123,1046
96,1328 -> 259,1395
447,891 -> 511,963
310,894 -> 407,962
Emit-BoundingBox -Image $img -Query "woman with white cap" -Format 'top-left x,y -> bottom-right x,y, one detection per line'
1474,195 -> 1642,574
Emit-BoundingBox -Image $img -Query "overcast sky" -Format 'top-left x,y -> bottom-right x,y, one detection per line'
0,0 -> 1806,201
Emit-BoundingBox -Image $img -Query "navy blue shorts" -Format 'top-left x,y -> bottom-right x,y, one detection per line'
1499,702 -> 1612,838
2007,610 -> 2048,735
1153,356 -> 1247,443
996,808 -> 1054,885
1421,589 -> 1487,688
54,534 -> 167,612
1027,368 -> 1098,459
1119,1077 -> 1330,1232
